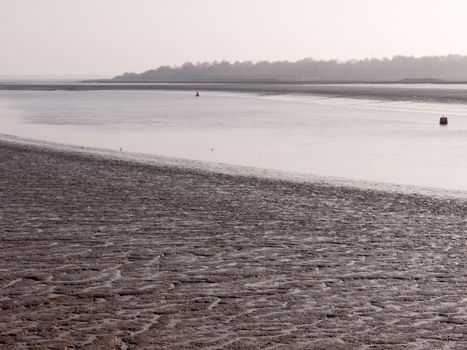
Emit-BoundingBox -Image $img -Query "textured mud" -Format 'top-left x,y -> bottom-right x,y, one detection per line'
1,141 -> 467,349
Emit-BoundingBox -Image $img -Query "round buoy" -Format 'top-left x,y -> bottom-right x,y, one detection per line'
439,116 -> 448,125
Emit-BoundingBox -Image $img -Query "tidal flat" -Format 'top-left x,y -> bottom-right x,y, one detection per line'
1,140 -> 467,349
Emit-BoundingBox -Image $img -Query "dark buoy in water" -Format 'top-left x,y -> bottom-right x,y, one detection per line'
195,91 -> 200,97
440,116 -> 448,125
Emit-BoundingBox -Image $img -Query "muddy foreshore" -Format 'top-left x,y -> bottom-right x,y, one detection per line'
1,140 -> 467,349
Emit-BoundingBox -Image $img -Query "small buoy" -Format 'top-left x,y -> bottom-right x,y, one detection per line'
439,116 -> 448,125
195,91 -> 200,97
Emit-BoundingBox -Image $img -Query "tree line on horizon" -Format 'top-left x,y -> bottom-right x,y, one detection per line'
114,55 -> 467,82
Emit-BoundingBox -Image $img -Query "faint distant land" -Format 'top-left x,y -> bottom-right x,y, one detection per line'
111,55 -> 467,83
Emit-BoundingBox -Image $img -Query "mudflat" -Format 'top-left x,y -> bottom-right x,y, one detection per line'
1,140 -> 467,349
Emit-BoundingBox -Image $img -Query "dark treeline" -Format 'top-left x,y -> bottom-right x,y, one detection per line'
113,55 -> 467,82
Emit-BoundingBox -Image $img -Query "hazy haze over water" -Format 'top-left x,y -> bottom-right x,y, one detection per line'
2,0 -> 467,76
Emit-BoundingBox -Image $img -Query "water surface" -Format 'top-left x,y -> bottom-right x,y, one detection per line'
1,88 -> 467,191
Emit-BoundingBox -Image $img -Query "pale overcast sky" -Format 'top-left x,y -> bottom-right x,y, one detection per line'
1,0 -> 467,77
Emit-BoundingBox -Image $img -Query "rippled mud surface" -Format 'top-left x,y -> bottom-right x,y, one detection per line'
1,141 -> 467,349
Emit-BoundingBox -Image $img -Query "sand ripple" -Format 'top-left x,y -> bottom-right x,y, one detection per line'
1,141 -> 467,349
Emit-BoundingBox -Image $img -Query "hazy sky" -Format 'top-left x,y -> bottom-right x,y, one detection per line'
1,0 -> 467,77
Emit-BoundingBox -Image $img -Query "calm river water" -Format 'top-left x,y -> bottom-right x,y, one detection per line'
1,87 -> 467,191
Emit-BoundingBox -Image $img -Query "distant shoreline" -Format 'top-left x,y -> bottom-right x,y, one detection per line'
87,79 -> 467,84
2,81 -> 467,104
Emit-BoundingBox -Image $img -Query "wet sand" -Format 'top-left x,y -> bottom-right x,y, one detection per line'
1,140 -> 467,349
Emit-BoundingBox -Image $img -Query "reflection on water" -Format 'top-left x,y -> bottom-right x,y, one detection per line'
1,89 -> 467,191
